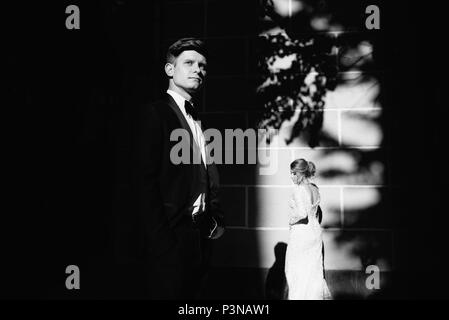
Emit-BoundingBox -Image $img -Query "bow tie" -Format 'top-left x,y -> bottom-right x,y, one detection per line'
184,100 -> 199,121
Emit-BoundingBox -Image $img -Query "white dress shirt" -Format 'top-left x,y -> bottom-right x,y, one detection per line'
167,89 -> 206,216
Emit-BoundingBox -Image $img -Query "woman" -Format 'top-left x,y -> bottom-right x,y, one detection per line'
285,159 -> 332,300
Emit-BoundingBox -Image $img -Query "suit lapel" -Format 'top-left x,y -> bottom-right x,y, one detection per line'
165,94 -> 203,164
166,94 -> 195,149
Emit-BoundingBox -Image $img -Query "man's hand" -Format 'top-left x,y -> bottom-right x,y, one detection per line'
208,217 -> 225,239
194,212 -> 225,239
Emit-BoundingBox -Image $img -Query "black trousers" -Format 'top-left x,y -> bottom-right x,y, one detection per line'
146,235 -> 213,300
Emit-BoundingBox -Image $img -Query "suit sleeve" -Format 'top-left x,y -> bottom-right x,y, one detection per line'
206,163 -> 225,239
137,104 -> 177,256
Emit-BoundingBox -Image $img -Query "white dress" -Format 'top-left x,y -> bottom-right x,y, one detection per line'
285,184 -> 332,300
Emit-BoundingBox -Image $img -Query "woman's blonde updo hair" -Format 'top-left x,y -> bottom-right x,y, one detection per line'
290,158 -> 316,178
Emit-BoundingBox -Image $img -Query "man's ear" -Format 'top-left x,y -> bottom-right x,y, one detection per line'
165,63 -> 174,77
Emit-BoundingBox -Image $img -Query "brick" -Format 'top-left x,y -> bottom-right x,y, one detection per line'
340,109 -> 382,147
161,2 -> 205,39
343,187 -> 381,211
337,32 -> 387,73
220,186 -> 246,227
324,76 -> 380,109
248,186 -> 291,228
210,228 -> 289,268
291,148 -> 325,162
321,109 -> 339,147
342,187 -> 393,228
201,267 -> 267,299
319,150 -> 359,173
247,36 -> 267,76
209,142 -> 297,176
247,109 -> 265,130
199,112 -> 248,132
326,270 -> 392,299
204,76 -> 258,111
268,109 -> 340,148
255,148 -> 293,185
206,0 -> 259,37
258,122 -> 297,149
339,41 -> 374,72
323,230 -> 392,271
292,147 -> 388,185
319,187 -> 342,228
206,38 -> 248,76
216,163 -> 257,185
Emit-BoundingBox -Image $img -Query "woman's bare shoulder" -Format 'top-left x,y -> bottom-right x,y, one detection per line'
303,183 -> 320,203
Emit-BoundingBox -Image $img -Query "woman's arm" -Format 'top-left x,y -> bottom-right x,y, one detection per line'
289,187 -> 309,225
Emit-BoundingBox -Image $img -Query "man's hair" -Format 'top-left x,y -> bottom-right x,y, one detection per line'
166,38 -> 207,64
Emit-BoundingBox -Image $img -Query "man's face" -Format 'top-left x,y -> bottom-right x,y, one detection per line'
167,50 -> 207,95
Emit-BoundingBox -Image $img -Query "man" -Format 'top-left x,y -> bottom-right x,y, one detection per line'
136,38 -> 224,299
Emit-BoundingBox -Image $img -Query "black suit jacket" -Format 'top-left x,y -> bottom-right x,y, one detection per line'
133,94 -> 224,267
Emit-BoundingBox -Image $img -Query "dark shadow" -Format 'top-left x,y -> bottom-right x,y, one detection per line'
333,293 -> 364,300
265,242 -> 288,300
4,1 -> 166,299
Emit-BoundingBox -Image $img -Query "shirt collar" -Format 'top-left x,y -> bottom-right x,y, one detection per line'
167,89 -> 194,117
